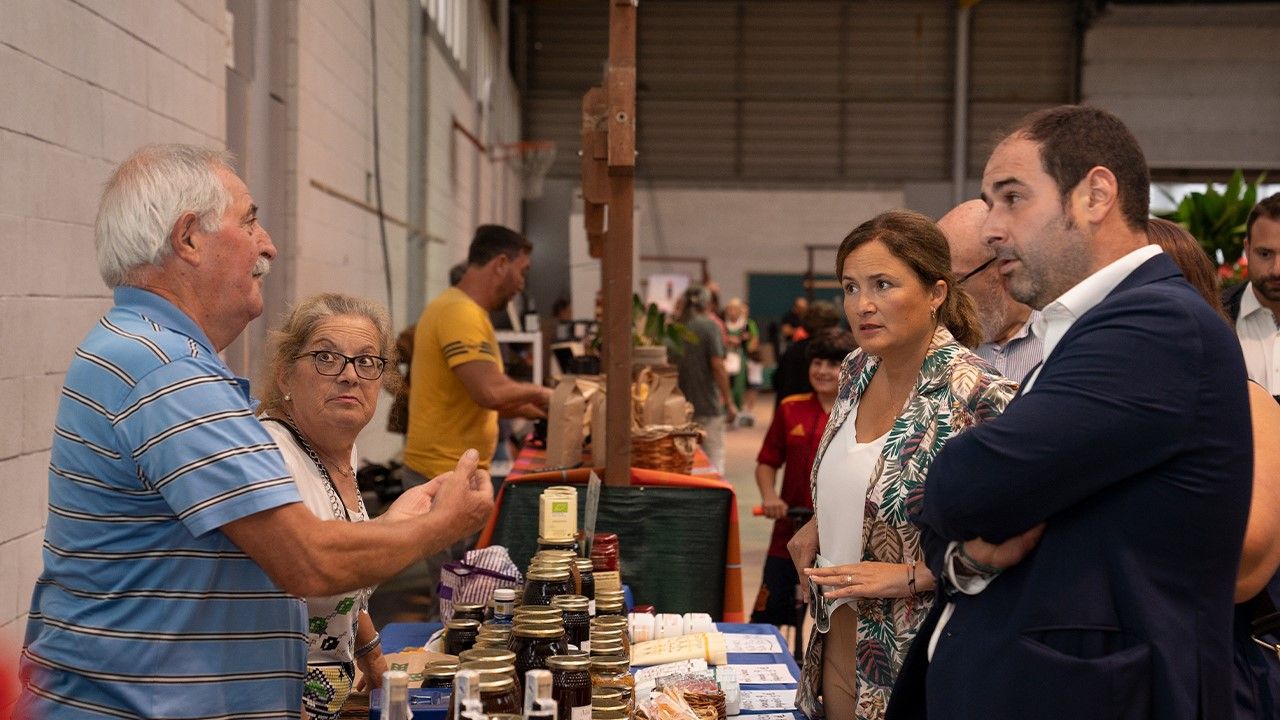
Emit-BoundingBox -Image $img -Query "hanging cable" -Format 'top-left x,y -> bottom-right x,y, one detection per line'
369,0 -> 394,320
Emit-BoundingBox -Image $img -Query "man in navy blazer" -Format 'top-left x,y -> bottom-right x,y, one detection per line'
887,106 -> 1253,720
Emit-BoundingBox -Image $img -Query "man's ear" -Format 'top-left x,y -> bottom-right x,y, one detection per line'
170,212 -> 202,264
1081,166 -> 1119,225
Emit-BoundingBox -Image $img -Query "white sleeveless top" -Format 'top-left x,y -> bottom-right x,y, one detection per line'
814,400 -> 888,616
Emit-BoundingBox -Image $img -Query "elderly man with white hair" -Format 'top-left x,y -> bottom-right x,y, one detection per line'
17,145 -> 494,718
937,199 -> 1043,384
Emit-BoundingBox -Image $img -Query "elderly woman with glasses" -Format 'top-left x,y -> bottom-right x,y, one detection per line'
258,293 -> 457,719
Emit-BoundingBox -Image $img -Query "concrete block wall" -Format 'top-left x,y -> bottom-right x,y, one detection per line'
0,0 -> 228,652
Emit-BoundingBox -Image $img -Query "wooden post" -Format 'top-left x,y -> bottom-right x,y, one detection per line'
583,0 -> 637,487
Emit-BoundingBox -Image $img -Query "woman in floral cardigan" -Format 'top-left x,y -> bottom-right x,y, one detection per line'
788,210 -> 1018,719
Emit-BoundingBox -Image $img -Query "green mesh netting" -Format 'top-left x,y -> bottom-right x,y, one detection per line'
489,481 -> 730,618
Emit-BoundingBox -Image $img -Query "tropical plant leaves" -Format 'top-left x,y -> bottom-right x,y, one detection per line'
1157,170 -> 1267,264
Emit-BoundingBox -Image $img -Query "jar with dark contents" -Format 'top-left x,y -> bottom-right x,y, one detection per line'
514,618 -> 568,650
451,602 -> 487,624
551,595 -> 591,652
458,647 -> 516,666
588,655 -> 634,703
537,536 -> 578,554
444,671 -> 520,720
509,624 -> 567,680
547,654 -> 593,720
443,618 -> 481,655
574,559 -> 596,604
420,661 -> 457,689
523,568 -> 573,606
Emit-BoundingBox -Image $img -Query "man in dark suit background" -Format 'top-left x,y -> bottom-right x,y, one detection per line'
887,105 -> 1253,720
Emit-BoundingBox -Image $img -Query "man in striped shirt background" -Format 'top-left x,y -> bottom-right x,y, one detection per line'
17,145 -> 494,718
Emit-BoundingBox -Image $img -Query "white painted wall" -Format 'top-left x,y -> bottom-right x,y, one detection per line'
635,186 -> 906,303
0,0 -> 520,658
1083,4 -> 1280,170
0,0 -> 229,651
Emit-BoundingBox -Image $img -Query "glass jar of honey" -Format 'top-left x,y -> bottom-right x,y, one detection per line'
588,654 -> 634,704
551,595 -> 591,652
443,618 -> 481,656
510,624 -> 567,680
451,602 -> 487,624
523,568 -> 573,606
420,661 -> 457,689
547,654 -> 592,720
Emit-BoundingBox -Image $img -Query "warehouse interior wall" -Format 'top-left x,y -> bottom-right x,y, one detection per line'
0,0 -> 520,647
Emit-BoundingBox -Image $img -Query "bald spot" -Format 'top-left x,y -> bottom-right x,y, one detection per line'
938,199 -> 990,271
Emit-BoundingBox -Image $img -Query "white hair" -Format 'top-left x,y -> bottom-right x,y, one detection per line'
95,144 -> 235,288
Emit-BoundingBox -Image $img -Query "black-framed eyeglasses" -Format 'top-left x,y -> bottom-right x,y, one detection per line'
958,256 -> 997,284
295,350 -> 387,380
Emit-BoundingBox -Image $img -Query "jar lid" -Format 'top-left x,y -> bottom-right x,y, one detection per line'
550,595 -> 589,611
592,697 -> 629,713
593,711 -> 628,720
492,588 -> 516,601
545,655 -> 591,671
460,660 -> 515,675
514,618 -> 565,632
458,647 -> 516,664
422,664 -> 457,679
589,628 -> 623,641
591,615 -> 627,626
574,558 -> 595,571
589,639 -> 624,653
476,672 -> 516,691
513,624 -> 566,638
589,654 -> 630,672
452,602 -> 485,613
536,537 -> 576,546
594,588 -> 624,598
526,567 -> 571,581
445,618 -> 482,630
479,624 -> 513,634
514,606 -> 562,617
488,715 -> 522,720
592,687 -> 624,701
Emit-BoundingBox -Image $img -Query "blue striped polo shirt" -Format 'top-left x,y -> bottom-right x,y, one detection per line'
19,287 -> 307,719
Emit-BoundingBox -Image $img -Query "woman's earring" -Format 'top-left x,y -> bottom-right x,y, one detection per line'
283,394 -> 291,402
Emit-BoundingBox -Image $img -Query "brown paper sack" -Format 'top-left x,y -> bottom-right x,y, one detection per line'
546,376 -> 593,467
646,366 -> 694,426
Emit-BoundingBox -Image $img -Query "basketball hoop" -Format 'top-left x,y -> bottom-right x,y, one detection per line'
506,140 -> 556,200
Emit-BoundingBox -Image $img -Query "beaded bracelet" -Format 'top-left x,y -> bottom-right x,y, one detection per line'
354,632 -> 382,659
907,559 -> 918,596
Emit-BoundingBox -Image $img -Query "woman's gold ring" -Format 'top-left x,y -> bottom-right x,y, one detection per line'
845,574 -> 853,585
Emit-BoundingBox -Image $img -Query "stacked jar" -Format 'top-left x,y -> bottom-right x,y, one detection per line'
509,613 -> 567,680
443,618 -> 481,655
445,670 -> 520,720
588,655 -> 634,707
547,654 -> 592,720
523,567 -> 573,606
590,615 -> 630,656
420,660 -> 457,689
550,595 -> 591,652
594,589 -> 625,618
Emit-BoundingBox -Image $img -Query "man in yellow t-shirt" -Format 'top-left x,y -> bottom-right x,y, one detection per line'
405,225 -> 551,476
404,225 -> 552,616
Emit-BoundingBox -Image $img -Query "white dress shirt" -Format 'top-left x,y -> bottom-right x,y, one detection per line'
928,244 -> 1163,660
1235,285 -> 1280,394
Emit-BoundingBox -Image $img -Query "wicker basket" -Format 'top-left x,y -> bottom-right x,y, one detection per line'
630,422 -> 704,475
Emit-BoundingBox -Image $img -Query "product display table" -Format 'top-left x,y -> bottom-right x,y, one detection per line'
370,622 -> 803,719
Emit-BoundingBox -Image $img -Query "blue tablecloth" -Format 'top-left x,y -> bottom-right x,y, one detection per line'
373,621 -> 803,718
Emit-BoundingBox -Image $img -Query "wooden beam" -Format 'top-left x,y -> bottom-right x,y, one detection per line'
600,0 -> 637,487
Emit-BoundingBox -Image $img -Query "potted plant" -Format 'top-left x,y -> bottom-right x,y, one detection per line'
632,294 -> 697,366
1157,169 -> 1266,284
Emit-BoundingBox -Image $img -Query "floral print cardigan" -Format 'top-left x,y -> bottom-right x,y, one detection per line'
796,325 -> 1018,719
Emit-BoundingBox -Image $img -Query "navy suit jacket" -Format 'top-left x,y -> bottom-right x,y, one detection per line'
887,254 -> 1252,720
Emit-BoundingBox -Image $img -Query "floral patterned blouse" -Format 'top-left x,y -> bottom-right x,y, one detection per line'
796,325 -> 1018,719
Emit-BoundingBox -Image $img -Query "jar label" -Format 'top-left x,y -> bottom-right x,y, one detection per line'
581,640 -> 591,652
571,705 -> 591,720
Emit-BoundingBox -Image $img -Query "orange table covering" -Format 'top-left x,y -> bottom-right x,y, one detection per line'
478,444 -> 746,622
